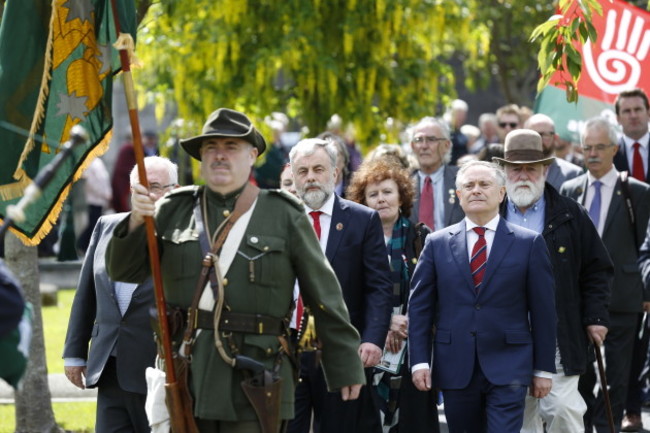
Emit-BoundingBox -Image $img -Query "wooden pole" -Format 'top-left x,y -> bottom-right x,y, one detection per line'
108,2 -> 193,432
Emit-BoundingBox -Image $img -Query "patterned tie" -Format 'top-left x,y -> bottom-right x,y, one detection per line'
632,142 -> 645,181
419,176 -> 435,230
470,227 -> 487,292
588,180 -> 602,231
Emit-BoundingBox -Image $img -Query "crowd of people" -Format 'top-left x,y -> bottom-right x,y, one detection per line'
59,88 -> 650,433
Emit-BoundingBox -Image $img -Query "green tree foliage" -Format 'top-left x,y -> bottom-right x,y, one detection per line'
136,0 -> 494,146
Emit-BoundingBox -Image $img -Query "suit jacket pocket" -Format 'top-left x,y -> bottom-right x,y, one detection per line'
505,330 -> 531,344
434,329 -> 451,344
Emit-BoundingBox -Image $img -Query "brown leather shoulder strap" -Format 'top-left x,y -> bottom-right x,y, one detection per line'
181,183 -> 260,357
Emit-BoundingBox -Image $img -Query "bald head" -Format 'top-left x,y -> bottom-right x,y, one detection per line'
524,114 -> 557,157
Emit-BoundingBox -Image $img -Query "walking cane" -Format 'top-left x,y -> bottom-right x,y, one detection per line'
594,342 -> 616,433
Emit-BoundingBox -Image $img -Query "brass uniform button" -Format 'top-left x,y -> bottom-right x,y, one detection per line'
223,210 -> 231,217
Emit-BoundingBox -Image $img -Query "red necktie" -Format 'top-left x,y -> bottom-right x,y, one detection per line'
470,227 -> 487,292
632,142 -> 645,181
309,211 -> 323,239
419,176 -> 435,230
296,211 -> 323,331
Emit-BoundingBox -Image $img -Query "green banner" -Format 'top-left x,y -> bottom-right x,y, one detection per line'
0,0 -> 135,244
534,86 -> 617,144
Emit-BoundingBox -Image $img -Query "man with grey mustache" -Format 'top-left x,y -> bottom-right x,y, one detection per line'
494,129 -> 613,433
561,117 -> 650,432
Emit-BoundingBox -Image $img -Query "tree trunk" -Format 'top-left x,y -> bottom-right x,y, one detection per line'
4,234 -> 63,433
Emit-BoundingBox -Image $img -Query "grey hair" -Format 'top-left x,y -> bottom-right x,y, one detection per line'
455,160 -> 506,190
129,156 -> 179,187
289,137 -> 338,169
580,117 -> 618,146
408,116 -> 451,142
478,113 -> 497,129
408,117 -> 452,165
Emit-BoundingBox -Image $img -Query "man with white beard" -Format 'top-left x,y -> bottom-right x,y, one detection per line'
494,129 -> 613,433
287,138 -> 393,433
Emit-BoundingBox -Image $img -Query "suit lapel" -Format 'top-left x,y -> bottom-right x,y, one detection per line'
325,195 -> 350,262
448,221 -> 474,292
576,176 -> 589,206
480,219 -> 514,291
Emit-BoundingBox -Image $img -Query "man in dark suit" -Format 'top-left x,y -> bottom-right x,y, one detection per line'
614,88 -> 650,184
614,88 -> 650,432
497,130 -> 612,433
63,156 -> 179,432
288,138 -> 393,433
561,117 -> 650,432
408,159 -> 557,433
408,117 -> 464,231
524,113 -> 583,190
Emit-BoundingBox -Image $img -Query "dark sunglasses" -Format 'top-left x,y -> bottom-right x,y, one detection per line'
498,122 -> 518,128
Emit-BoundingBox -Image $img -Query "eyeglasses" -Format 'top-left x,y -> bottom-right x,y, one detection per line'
538,131 -> 555,139
498,122 -> 519,129
582,144 -> 614,153
148,183 -> 175,194
413,135 -> 447,145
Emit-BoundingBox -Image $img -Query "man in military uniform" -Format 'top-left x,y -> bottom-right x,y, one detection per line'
106,108 -> 365,432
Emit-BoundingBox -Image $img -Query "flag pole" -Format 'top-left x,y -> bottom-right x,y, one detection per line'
108,2 -> 192,432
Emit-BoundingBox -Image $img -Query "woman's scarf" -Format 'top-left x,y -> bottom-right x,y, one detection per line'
386,216 -> 411,312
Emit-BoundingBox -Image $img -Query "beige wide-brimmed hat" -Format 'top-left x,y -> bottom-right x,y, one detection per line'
492,129 -> 555,165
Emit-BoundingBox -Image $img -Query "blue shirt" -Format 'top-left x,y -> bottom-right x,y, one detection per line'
505,195 -> 546,235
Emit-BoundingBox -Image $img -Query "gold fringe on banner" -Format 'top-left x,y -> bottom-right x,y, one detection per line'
11,0 -> 57,181
113,33 -> 142,68
2,130 -> 113,246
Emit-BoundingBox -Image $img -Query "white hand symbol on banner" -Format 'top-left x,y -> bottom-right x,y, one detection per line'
584,8 -> 650,94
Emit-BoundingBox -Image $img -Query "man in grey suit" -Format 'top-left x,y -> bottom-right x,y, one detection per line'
63,156 -> 179,432
525,113 -> 583,190
409,117 -> 464,230
560,117 -> 650,432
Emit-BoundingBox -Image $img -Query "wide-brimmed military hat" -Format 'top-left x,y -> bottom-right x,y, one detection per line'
492,129 -> 555,166
180,108 -> 267,160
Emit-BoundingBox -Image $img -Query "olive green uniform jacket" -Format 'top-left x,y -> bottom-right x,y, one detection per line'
106,185 -> 364,421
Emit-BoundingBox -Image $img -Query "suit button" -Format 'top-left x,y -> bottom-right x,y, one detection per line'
475,304 -> 481,310
470,331 -> 476,336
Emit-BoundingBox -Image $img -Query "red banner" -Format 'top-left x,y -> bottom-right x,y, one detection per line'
536,0 -> 650,141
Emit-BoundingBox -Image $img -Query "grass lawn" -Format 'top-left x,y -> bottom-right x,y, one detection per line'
1,289 -> 97,433
0,402 -> 96,433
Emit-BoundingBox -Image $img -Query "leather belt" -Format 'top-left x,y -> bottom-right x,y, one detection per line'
196,310 -> 284,336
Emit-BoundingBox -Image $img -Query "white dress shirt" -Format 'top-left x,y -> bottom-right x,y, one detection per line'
304,192 -> 335,253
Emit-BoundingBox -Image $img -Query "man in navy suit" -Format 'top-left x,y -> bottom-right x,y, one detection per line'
408,159 -> 557,433
288,138 -> 393,433
614,88 -> 650,184
64,156 -> 179,433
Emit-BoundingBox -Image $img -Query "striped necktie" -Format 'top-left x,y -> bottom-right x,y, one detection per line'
470,227 -> 487,292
